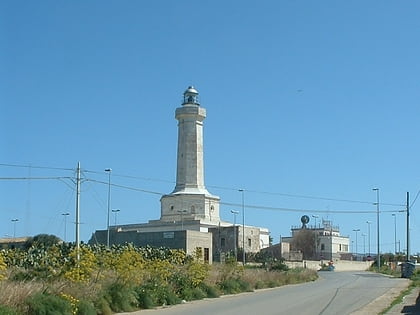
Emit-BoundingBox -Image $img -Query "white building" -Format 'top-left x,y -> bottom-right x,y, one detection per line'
90,86 -> 269,261
282,219 -> 350,261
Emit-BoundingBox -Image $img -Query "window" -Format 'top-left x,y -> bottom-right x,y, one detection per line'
221,238 -> 225,247
170,205 -> 174,211
248,238 -> 251,247
191,205 -> 195,213
321,244 -> 325,250
204,248 -> 209,263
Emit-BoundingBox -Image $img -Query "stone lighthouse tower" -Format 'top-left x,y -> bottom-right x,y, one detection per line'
160,86 -> 220,226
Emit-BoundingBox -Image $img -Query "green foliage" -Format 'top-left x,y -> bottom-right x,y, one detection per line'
199,282 -> 220,298
24,234 -> 61,249
270,260 -> 289,271
0,304 -> 19,315
218,277 -> 252,294
104,282 -> 137,312
135,282 -> 180,308
76,300 -> 96,315
26,292 -> 72,315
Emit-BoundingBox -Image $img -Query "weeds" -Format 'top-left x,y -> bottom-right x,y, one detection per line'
0,243 -> 318,314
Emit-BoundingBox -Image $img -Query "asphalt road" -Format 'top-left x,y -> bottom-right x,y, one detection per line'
119,271 -> 408,315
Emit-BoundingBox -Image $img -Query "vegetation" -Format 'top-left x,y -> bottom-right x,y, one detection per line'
0,235 -> 318,314
291,229 -> 316,259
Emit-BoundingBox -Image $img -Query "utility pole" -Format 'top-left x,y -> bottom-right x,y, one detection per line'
239,189 -> 245,265
406,192 -> 410,262
75,162 -> 81,261
373,188 -> 380,270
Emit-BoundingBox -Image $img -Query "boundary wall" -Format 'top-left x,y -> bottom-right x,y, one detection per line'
286,260 -> 374,271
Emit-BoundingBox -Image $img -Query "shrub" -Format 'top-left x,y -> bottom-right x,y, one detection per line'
180,286 -> 206,301
0,304 -> 19,315
76,299 -> 96,315
93,297 -> 112,315
218,277 -> 252,294
104,282 -> 137,312
199,282 -> 220,298
0,253 -> 7,281
135,282 -> 180,308
26,292 -> 72,315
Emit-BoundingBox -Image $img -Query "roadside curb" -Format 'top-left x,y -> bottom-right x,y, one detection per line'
350,278 -> 410,315
386,286 -> 420,314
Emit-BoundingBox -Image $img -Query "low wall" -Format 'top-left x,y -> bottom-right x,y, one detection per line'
286,260 -> 374,271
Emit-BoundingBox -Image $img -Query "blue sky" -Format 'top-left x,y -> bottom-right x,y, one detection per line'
1,1 -> 419,255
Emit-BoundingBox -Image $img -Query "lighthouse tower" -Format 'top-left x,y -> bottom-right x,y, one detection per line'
160,86 -> 220,225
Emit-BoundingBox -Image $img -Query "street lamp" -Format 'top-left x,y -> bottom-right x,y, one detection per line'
392,213 -> 397,255
112,209 -> 120,227
11,219 -> 19,238
366,221 -> 371,257
231,210 -> 239,260
105,168 -> 112,247
62,213 -> 70,242
353,229 -> 360,260
362,233 -> 366,256
239,189 -> 245,265
312,215 -> 319,228
373,188 -> 380,270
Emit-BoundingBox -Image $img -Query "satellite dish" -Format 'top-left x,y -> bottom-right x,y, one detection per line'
301,215 -> 310,228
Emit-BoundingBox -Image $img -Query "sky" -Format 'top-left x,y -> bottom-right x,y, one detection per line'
1,1 -> 419,255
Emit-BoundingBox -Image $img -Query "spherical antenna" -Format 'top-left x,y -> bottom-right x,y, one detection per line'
301,215 -> 310,228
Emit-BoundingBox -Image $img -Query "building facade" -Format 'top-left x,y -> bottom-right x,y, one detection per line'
281,219 -> 350,261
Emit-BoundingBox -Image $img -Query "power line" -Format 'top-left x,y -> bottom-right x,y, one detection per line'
0,177 -> 72,180
0,163 -> 73,171
221,201 -> 402,214
1,164 -> 408,209
85,179 -> 164,196
410,190 -> 420,209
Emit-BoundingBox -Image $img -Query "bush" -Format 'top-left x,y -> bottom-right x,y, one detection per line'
77,299 -> 96,315
93,297 -> 112,315
26,292 -> 72,315
104,282 -> 137,312
135,282 -> 180,309
199,282 -> 220,298
218,277 -> 252,294
270,261 -> 289,271
0,304 -> 19,315
180,287 -> 206,301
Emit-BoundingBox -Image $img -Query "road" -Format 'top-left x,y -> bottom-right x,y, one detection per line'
119,271 -> 409,315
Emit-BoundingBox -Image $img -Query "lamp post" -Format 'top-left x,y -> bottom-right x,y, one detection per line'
373,188 -> 380,270
112,209 -> 120,227
11,219 -> 19,238
366,221 -> 371,257
231,210 -> 239,260
353,229 -> 360,260
362,233 -> 366,257
312,215 -> 319,228
62,213 -> 70,242
392,213 -> 397,255
239,189 -> 245,265
105,168 -> 112,247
